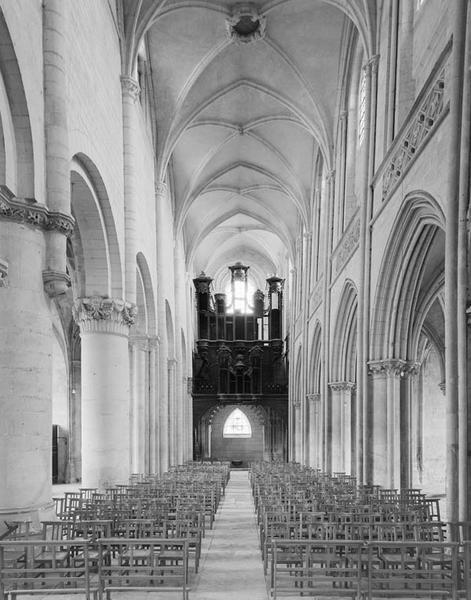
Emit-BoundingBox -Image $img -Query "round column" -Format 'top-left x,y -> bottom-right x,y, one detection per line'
42,0 -> 71,296
121,76 -> 140,305
155,182 -> 169,472
74,296 -> 136,488
0,219 -> 53,526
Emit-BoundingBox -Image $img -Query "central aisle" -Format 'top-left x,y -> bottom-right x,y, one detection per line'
192,469 -> 269,600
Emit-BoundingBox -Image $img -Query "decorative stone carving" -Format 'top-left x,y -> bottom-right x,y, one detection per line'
74,296 -> 137,335
155,181 -> 167,198
120,76 -> 140,102
0,258 -> 8,288
329,381 -> 356,392
129,334 -> 151,351
226,4 -> 266,44
382,67 -> 446,201
306,393 -> 321,402
0,185 -> 75,237
363,54 -> 379,75
187,377 -> 193,394
334,216 -> 360,275
42,269 -> 71,297
438,381 -> 446,395
367,358 -> 421,377
310,278 -> 323,312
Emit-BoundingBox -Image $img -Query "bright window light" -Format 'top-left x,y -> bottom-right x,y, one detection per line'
223,408 -> 252,438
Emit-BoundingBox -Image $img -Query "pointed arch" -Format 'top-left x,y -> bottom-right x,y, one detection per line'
0,10 -> 34,197
136,252 -> 157,335
370,192 -> 445,359
70,154 -> 123,298
332,280 -> 358,381
223,408 -> 252,438
309,320 -> 322,393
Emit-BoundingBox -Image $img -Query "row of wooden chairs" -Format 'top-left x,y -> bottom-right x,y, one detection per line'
0,461 -> 230,600
250,461 -> 471,599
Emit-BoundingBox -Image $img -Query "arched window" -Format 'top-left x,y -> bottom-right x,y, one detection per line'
223,408 -> 252,438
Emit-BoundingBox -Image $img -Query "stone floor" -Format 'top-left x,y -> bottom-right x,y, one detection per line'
190,469 -> 269,600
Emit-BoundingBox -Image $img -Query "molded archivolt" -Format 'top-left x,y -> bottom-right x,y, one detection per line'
136,252 -> 157,335
370,192 -> 445,360
0,11 -> 34,197
331,280 -> 358,382
70,154 -> 123,299
165,300 -> 175,358
309,321 -> 322,393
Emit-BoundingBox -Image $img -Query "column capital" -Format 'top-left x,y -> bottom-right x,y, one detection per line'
367,358 -> 420,377
186,376 -> 193,394
168,357 -> 178,369
306,393 -> 321,402
438,380 -> 446,395
329,381 -> 356,392
339,109 -> 348,121
326,169 -> 336,182
155,181 -> 168,198
129,333 -> 160,350
73,296 -> 137,335
120,76 -> 140,102
42,269 -> 71,298
303,231 -> 312,241
363,54 -> 380,75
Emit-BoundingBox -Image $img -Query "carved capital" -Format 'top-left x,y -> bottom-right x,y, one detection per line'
306,393 -> 321,402
42,269 -> 71,297
148,335 -> 160,349
438,381 -> 446,395
74,296 -> 137,335
129,334 -> 151,351
168,358 -> 178,369
339,109 -> 348,122
367,358 -> 420,377
329,381 -> 356,392
187,376 -> 193,394
155,181 -> 168,198
0,185 -> 75,237
363,54 -> 380,75
120,76 -> 140,102
0,258 -> 8,288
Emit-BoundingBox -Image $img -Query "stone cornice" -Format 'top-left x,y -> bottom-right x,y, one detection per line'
329,381 -> 356,392
0,185 -> 74,237
120,76 -> 140,102
73,296 -> 137,335
367,359 -> 421,377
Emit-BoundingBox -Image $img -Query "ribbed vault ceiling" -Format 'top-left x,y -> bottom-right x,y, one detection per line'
126,0 -> 375,285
